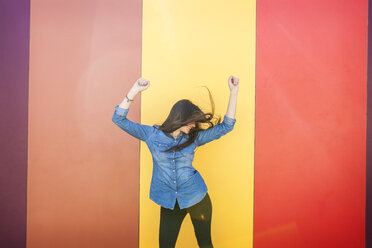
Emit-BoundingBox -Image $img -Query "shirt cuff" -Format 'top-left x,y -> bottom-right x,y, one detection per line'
115,105 -> 129,116
223,115 -> 236,126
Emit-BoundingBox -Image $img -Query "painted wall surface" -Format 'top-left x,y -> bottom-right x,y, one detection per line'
255,0 -> 367,247
0,0 -> 369,247
27,0 -> 142,247
140,0 -> 255,247
367,0 -> 372,246
0,1 -> 30,248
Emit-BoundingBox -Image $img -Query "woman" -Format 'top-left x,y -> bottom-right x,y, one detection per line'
112,76 -> 239,248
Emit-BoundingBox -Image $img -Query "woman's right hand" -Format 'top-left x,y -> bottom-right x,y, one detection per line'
132,77 -> 150,93
228,75 -> 239,93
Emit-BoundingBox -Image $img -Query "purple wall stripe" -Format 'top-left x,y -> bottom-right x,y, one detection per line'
0,1 -> 30,248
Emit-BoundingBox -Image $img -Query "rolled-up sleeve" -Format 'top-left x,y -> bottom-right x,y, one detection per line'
112,105 -> 155,142
196,115 -> 236,146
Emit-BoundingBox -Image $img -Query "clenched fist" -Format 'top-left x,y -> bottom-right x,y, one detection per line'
228,75 -> 239,93
132,77 -> 150,93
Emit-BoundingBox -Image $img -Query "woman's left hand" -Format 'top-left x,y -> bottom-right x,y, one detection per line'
228,75 -> 239,93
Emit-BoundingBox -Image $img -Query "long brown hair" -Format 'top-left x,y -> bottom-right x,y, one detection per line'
156,86 -> 221,152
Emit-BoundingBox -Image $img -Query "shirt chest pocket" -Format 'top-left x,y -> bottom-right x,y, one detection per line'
153,140 -> 171,152
180,142 -> 196,154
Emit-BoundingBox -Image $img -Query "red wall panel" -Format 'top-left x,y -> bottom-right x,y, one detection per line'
255,0 -> 367,247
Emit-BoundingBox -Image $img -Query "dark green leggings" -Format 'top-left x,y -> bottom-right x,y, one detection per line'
159,192 -> 213,248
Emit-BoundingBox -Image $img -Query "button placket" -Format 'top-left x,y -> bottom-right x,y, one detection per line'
172,150 -> 176,173
166,136 -> 182,197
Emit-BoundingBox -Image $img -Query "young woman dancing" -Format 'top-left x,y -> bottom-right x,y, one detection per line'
112,75 -> 239,248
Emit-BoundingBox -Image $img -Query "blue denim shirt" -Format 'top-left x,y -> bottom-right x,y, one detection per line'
112,105 -> 236,209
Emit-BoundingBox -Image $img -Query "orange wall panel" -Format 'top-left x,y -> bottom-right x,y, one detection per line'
28,1 -> 142,247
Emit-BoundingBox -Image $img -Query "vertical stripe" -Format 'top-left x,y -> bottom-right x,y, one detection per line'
366,0 -> 372,245
255,0 -> 367,247
141,0 -> 256,247
0,1 -> 30,248
28,1 -> 142,247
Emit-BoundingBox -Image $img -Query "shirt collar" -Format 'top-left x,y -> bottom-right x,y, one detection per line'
154,124 -> 184,140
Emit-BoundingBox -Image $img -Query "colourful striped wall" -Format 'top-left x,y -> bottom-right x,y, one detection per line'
0,0 -> 370,247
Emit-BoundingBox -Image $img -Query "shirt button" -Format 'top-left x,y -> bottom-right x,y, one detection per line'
173,181 -> 176,183
172,159 -> 175,162
173,170 -> 175,172
176,191 -> 178,194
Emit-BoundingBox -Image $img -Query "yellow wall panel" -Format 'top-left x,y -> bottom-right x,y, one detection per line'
141,0 -> 256,247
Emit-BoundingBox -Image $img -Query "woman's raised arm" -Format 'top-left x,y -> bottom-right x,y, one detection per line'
119,78 -> 150,109
112,78 -> 155,142
196,75 -> 239,146
226,75 -> 239,119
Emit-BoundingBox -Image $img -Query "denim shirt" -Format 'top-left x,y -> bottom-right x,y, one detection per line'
112,105 -> 236,210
